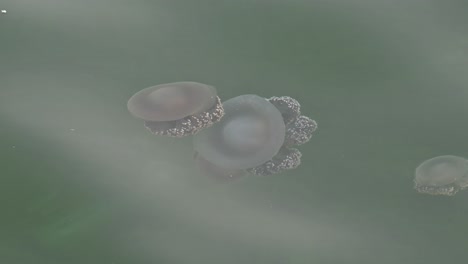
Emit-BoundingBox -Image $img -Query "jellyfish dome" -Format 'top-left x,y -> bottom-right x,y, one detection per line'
414,155 -> 468,196
194,94 -> 286,170
127,82 -> 224,137
193,94 -> 318,180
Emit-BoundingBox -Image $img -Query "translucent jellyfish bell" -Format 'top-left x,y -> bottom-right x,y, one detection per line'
127,82 -> 224,137
193,94 -> 286,170
193,94 -> 318,180
414,155 -> 468,196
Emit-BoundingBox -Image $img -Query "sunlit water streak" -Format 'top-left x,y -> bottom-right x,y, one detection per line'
1,70 -> 404,262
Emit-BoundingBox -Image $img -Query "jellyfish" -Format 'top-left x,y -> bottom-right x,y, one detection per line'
414,155 -> 468,196
127,82 -> 224,137
193,94 -> 317,180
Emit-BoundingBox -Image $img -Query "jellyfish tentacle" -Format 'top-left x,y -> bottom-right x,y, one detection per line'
268,96 -> 301,125
144,96 -> 224,137
248,147 -> 302,176
456,159 -> 468,190
284,115 -> 318,147
144,120 -> 175,135
414,184 -> 460,196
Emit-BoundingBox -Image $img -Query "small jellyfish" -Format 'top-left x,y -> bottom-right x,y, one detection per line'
193,94 -> 318,180
127,82 -> 224,137
414,155 -> 468,196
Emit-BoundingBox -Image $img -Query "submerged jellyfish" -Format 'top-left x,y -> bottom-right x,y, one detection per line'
414,155 -> 468,196
127,82 -> 224,137
193,94 -> 317,180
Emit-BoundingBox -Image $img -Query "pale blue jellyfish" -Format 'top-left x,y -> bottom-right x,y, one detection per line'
193,94 -> 317,180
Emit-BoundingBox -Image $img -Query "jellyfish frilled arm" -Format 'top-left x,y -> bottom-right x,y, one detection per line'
144,96 -> 224,137
247,147 -> 302,176
268,96 -> 301,125
246,96 -> 317,176
284,115 -> 318,147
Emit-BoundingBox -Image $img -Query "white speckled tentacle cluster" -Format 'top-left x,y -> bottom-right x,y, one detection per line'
247,147 -> 302,176
414,183 -> 459,196
248,96 -> 318,176
144,96 -> 224,137
284,115 -> 318,147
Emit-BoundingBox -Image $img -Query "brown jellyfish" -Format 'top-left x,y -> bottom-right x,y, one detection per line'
127,82 -> 224,137
193,94 -> 318,180
414,155 -> 468,196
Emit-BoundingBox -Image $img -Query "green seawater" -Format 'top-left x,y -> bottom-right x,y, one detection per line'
1,1 -> 468,263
